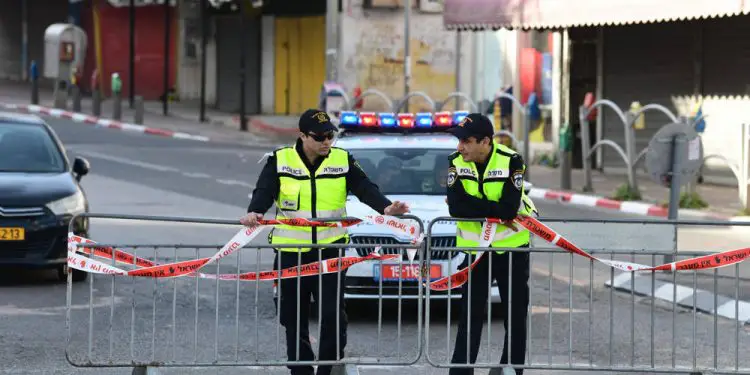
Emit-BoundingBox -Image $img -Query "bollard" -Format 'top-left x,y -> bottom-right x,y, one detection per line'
111,73 -> 122,120
71,67 -> 81,112
29,61 -> 39,105
559,122 -> 573,190
92,89 -> 101,116
53,80 -> 68,110
112,91 -> 122,120
131,366 -> 161,375
134,95 -> 144,124
72,85 -> 81,112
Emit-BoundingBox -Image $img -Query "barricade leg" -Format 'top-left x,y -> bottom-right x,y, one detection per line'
132,365 -> 161,375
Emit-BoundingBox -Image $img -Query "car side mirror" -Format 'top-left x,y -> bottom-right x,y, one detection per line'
524,180 -> 533,193
72,157 -> 90,181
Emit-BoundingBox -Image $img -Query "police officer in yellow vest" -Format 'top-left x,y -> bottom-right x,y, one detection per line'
240,109 -> 410,375
445,113 -> 537,375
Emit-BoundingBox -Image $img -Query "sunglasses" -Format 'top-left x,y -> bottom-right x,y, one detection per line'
306,132 -> 335,142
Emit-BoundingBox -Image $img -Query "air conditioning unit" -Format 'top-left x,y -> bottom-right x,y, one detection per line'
419,0 -> 443,13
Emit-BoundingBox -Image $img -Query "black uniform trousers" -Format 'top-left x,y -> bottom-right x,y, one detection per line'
450,244 -> 530,375
274,241 -> 348,375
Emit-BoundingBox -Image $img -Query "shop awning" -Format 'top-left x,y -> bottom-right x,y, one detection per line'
443,0 -> 750,31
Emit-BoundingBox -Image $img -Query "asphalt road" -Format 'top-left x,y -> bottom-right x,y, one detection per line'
0,117 -> 748,375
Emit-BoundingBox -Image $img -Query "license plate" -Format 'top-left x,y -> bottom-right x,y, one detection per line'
375,264 -> 442,281
0,227 -> 25,241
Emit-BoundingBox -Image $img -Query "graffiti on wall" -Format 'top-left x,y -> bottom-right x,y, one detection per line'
341,13 -> 461,112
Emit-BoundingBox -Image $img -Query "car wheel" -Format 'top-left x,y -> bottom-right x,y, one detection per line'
58,265 -> 88,282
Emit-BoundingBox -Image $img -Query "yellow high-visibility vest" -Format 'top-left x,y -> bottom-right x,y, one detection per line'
450,142 -> 537,254
271,147 -> 349,252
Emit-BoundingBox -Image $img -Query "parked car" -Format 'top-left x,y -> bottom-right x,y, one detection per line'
0,111 -> 91,282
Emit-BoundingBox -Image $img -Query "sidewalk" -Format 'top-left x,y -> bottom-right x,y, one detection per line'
527,163 -> 748,220
1,79 -> 747,221
0,79 -> 299,147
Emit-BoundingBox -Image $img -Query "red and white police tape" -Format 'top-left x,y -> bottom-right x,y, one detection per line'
428,215 -> 750,290
67,215 -> 421,280
1,103 -> 211,142
67,214 -> 750,291
527,187 -> 730,220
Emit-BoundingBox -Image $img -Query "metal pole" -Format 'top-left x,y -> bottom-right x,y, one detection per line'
162,0 -> 170,116
664,133 -> 686,265
199,0 -> 207,122
129,0 -> 135,108
239,0 -> 247,131
523,107 -> 531,181
21,0 -> 28,81
325,0 -> 339,82
403,0 -> 411,113
742,123 -> 750,213
580,106 -> 593,192
454,30 -> 461,110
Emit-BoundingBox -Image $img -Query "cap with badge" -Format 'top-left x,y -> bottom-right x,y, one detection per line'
446,113 -> 494,140
299,109 -> 338,134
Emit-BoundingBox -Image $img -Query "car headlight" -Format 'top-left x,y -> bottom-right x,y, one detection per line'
46,190 -> 86,216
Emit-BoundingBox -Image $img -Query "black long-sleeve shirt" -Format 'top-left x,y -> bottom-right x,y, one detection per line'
446,149 -> 525,221
247,140 -> 392,215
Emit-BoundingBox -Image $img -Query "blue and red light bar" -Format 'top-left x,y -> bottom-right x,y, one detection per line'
339,110 -> 469,132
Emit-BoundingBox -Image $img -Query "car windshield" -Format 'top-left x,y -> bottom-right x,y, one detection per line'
348,148 -> 453,195
0,123 -> 66,173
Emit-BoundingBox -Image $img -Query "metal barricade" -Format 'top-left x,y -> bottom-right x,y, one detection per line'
65,213 -> 425,374
424,216 -> 750,374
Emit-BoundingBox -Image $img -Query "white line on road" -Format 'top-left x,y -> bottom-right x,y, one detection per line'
182,172 -> 212,178
216,179 -> 255,188
74,150 -> 256,191
75,150 -> 180,173
0,296 -> 125,316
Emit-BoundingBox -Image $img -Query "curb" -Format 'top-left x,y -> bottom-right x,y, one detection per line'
232,115 -> 299,136
605,272 -> 750,326
1,103 -> 211,142
527,186 -> 735,221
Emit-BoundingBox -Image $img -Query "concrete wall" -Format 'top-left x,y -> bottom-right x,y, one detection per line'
339,0 -> 473,112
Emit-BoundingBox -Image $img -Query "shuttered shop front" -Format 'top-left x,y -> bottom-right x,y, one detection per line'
600,22 -> 694,169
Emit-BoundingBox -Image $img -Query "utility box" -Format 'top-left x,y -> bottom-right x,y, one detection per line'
44,23 -> 87,82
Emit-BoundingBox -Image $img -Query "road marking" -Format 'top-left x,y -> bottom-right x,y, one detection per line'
182,172 -> 212,178
216,179 -> 255,188
75,150 -> 179,173
0,296 -> 125,316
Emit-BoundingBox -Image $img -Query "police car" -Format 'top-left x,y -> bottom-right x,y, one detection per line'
334,110 -> 533,306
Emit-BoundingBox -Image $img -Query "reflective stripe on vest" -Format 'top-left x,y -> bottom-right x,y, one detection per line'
452,142 -> 536,254
271,147 -> 349,252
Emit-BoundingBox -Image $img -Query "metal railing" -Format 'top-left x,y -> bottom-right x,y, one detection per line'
66,213 -> 425,374
66,213 -> 750,374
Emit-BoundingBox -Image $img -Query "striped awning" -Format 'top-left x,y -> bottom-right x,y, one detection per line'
443,0 -> 750,31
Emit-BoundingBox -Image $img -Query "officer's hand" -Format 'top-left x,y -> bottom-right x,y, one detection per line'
501,219 -> 519,232
384,201 -> 410,215
240,212 -> 264,227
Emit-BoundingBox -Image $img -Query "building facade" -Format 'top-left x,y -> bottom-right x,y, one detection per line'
444,0 -> 750,178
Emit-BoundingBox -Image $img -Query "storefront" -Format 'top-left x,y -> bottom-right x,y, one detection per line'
443,0 -> 750,175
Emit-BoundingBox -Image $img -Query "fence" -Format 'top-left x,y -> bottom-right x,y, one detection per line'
65,213 -> 425,374
66,213 -> 750,374
577,99 -> 750,213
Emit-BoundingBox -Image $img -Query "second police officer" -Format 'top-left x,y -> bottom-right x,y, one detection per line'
240,109 -> 410,375
444,113 -> 538,375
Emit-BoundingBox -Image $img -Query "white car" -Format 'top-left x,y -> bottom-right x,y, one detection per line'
334,111 -> 533,307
